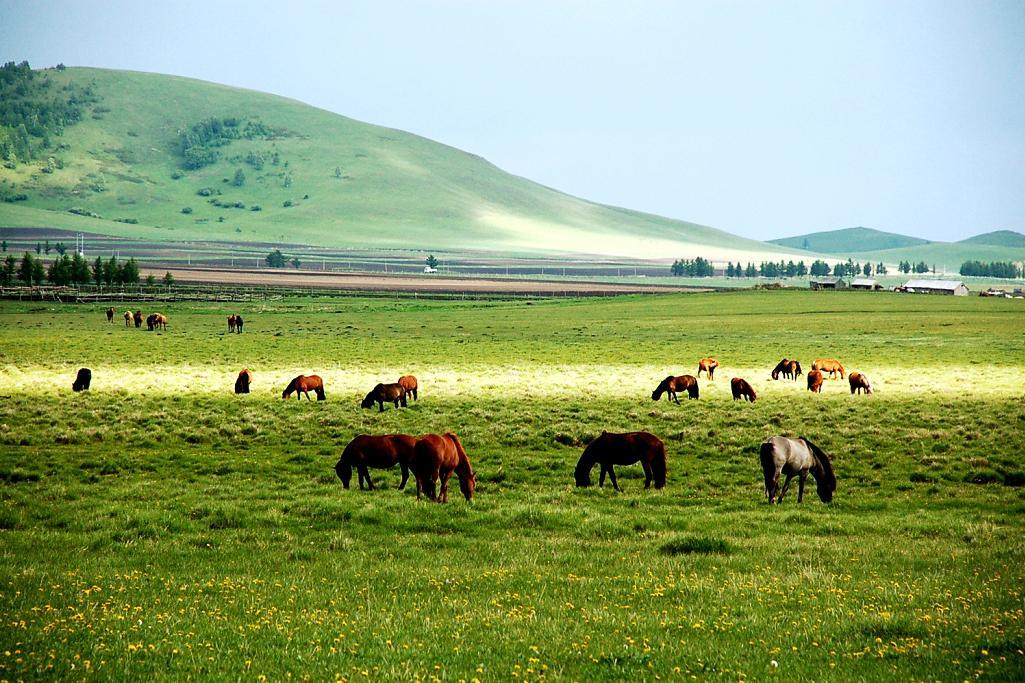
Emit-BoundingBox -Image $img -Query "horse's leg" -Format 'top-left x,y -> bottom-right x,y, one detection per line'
608,466 -> 621,492
378,401 -> 385,412
398,463 -> 409,490
797,472 -> 807,503
671,390 -> 679,405
439,470 -> 452,503
598,464 -> 607,488
778,474 -> 795,502
642,460 -> 653,489
766,470 -> 780,504
364,468 -> 375,491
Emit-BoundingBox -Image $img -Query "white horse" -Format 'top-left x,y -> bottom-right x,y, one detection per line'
760,436 -> 836,504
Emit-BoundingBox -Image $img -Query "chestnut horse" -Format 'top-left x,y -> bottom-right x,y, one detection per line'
234,368 -> 252,394
282,374 -> 326,400
361,383 -> 407,411
123,310 -> 132,327
806,369 -> 824,393
398,375 -> 418,401
651,375 -> 699,403
760,435 -> 836,504
227,314 -> 237,333
574,431 -> 666,491
336,434 -> 418,490
812,358 -> 845,379
697,357 -> 719,379
785,360 -> 802,380
849,372 -> 872,394
412,433 -> 476,502
106,307 -> 115,323
731,377 -> 757,402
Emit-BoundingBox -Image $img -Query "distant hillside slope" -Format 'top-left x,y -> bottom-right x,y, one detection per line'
770,227 -> 930,253
959,230 -> 1025,248
0,66 -> 808,263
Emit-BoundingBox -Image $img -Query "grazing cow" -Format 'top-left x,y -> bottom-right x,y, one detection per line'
730,377 -> 757,402
72,368 -> 92,392
807,369 -> 825,393
849,372 -> 872,395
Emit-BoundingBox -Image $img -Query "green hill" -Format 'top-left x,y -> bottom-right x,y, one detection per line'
960,230 -> 1025,248
769,227 -> 930,253
0,66 -> 806,263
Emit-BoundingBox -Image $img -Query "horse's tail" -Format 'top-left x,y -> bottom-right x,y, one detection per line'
759,440 -> 779,497
651,440 -> 667,489
315,385 -> 326,401
688,380 -> 699,399
801,437 -> 837,493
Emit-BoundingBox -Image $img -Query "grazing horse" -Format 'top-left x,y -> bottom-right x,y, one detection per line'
72,368 -> 92,392
412,433 -> 476,502
123,310 -> 132,327
849,372 -> 872,395
731,377 -> 757,402
133,310 -> 143,328
812,358 -> 845,380
105,307 -> 115,323
807,369 -> 825,393
785,360 -> 803,381
651,375 -> 699,403
335,434 -> 418,490
697,357 -> 719,379
361,383 -> 407,411
227,315 -> 237,333
397,374 -> 418,401
574,431 -> 666,491
234,368 -> 252,394
760,435 -> 836,504
282,374 -> 326,401
771,358 -> 789,380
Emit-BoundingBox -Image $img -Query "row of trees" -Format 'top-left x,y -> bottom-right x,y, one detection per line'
265,249 -> 300,269
671,258 -> 888,278
670,257 -> 714,277
896,260 -> 931,274
0,252 -> 145,287
959,260 -> 1023,279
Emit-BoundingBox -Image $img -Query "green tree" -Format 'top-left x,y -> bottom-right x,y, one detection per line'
162,272 -> 175,286
71,253 -> 90,284
863,262 -> 872,276
265,249 -> 286,268
426,254 -> 439,269
31,256 -> 44,285
44,239 -> 50,254
232,167 -> 246,187
745,263 -> 757,278
18,252 -> 35,284
876,262 -> 887,275
146,273 -> 157,287
120,258 -> 140,284
291,257 -> 301,269
92,256 -> 103,286
797,261 -> 808,277
1,240 -> 6,252
1,254 -> 15,285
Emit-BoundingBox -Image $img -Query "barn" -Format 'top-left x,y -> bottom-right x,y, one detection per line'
901,279 -> 970,296
850,277 -> 883,291
809,277 -> 848,290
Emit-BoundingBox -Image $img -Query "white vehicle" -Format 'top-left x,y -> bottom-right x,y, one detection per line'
423,266 -> 438,274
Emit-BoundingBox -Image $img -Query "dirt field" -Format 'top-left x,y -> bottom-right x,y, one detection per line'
143,266 -> 709,295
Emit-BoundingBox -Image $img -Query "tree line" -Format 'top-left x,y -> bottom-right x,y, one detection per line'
0,252 -> 144,287
959,260 -> 1023,279
671,258 -> 888,278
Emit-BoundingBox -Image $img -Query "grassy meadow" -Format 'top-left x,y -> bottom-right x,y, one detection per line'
1,290 -> 1024,681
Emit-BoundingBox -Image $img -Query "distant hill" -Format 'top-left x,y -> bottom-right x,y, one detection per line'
769,227 -> 930,253
959,230 -> 1025,248
0,65 -> 808,263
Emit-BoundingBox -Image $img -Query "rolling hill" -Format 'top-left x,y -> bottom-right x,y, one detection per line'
769,227 -> 930,253
0,66 -> 807,263
960,230 -> 1025,248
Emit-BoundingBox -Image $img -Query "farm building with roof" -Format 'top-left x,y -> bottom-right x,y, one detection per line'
851,277 -> 883,290
900,279 -> 969,296
809,277 -> 848,290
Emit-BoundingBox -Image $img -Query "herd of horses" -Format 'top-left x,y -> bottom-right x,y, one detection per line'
105,307 -> 168,331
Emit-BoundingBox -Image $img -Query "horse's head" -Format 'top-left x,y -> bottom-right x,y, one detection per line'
335,461 -> 352,488
360,392 -> 375,409
460,470 -> 477,501
816,479 -> 834,503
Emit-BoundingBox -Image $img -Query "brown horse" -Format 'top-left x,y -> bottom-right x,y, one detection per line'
574,431 -> 667,491
282,374 -> 326,400
731,377 -> 757,402
412,433 -> 476,502
849,372 -> 872,394
397,375 -> 418,401
105,307 -> 115,323
651,375 -> 699,403
147,313 -> 168,331
234,368 -> 252,394
812,358 -> 845,379
123,310 -> 132,327
361,383 -> 407,411
807,369 -> 825,393
133,310 -> 143,328
760,435 -> 836,504
697,357 -> 719,379
771,358 -> 788,380
336,434 -> 418,490
785,359 -> 803,380
227,314 -> 237,333
72,367 -> 92,392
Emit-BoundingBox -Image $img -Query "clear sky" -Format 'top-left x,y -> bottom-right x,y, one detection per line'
2,0 -> 1023,242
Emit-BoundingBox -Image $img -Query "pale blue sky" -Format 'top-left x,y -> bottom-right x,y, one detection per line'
2,0 -> 1023,242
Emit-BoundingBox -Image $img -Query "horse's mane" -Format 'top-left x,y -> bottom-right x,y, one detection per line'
801,437 -> 836,491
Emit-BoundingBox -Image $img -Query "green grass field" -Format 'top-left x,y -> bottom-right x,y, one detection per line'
2,290 -> 1024,681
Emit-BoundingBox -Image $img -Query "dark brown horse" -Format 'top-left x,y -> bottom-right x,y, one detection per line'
849,372 -> 872,394
234,368 -> 252,394
336,434 -> 418,490
106,307 -> 115,323
398,375 -> 418,401
412,433 -> 476,502
234,315 -> 243,334
760,435 -> 836,504
731,377 -> 757,402
807,369 -> 824,393
147,313 -> 168,331
574,431 -> 666,491
133,310 -> 143,328
72,367 -> 92,392
282,374 -> 326,400
697,357 -> 719,379
812,358 -> 845,380
651,375 -> 699,403
771,358 -> 789,380
361,383 -> 407,411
